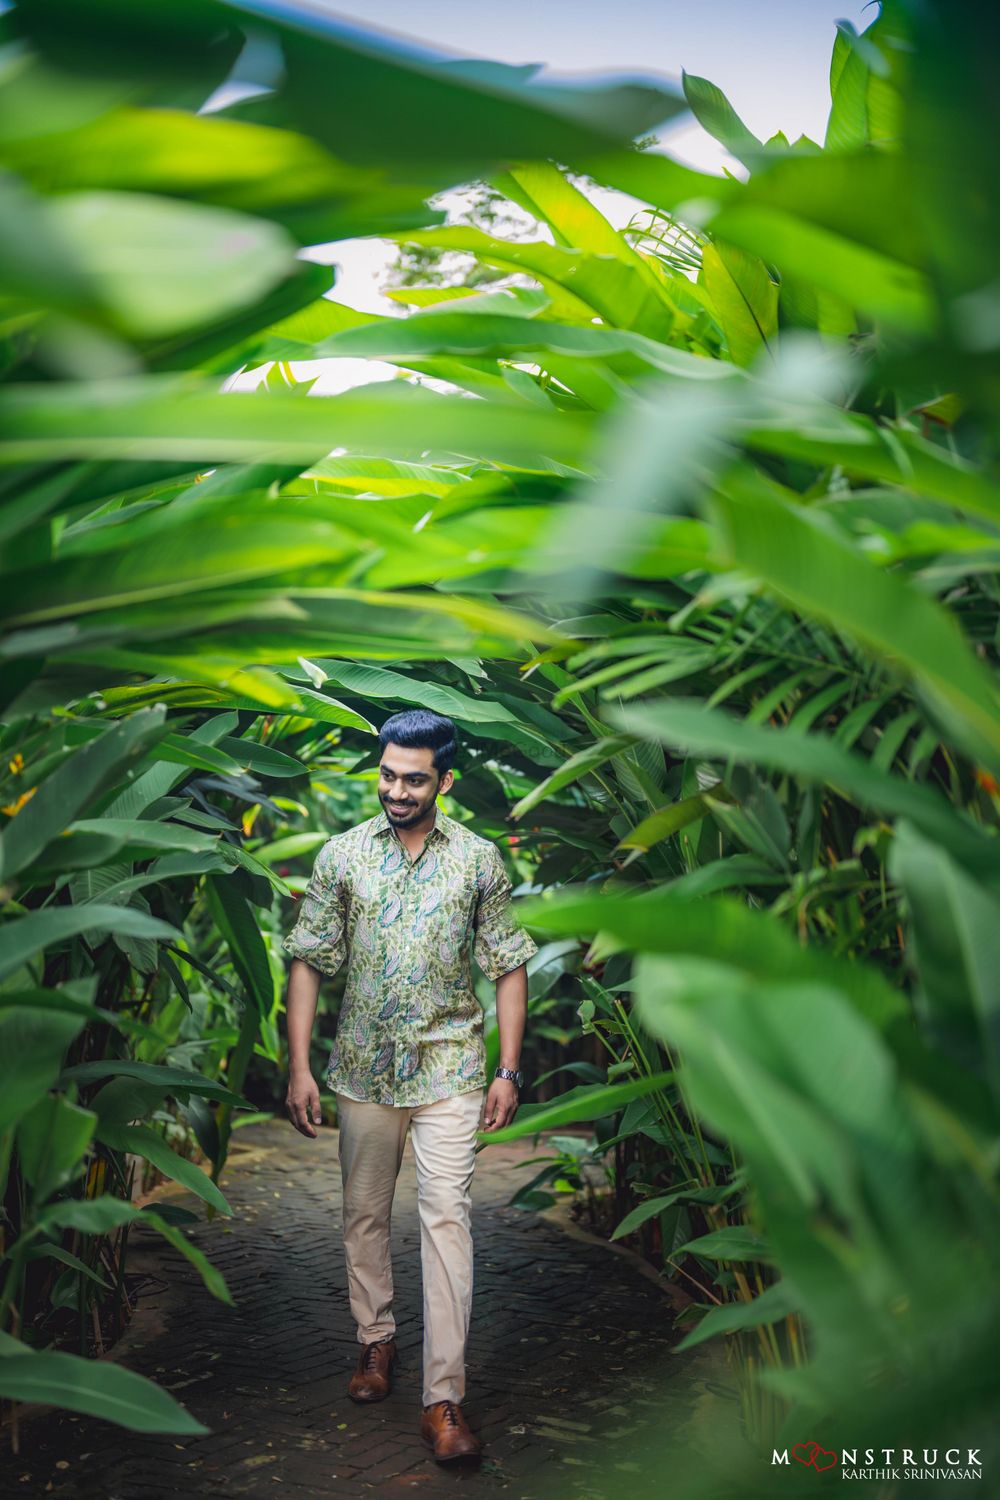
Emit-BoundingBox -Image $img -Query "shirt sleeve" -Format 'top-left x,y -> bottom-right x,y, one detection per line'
472,842 -> 538,981
281,839 -> 349,979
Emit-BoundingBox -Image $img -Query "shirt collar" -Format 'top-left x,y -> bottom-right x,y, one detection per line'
373,806 -> 454,841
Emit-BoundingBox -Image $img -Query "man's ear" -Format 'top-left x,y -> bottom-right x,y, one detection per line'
438,768 -> 455,796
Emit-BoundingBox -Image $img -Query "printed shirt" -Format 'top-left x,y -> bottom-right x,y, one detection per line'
281,806 -> 538,1106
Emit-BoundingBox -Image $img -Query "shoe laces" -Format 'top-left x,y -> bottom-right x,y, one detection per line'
439,1399 -> 461,1427
362,1339 -> 390,1370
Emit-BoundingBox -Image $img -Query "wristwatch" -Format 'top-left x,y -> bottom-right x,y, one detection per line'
494,1065 -> 524,1089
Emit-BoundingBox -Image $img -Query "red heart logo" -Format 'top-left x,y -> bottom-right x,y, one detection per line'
792,1442 -> 819,1466
812,1447 -> 838,1471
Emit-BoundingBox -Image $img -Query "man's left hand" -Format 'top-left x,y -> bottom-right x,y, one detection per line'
482,1078 -> 518,1131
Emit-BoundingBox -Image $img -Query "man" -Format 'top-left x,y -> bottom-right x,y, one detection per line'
283,708 -> 537,1466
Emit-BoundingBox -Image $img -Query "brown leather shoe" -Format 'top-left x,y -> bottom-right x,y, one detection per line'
347,1336 -> 398,1402
420,1399 -> 482,1464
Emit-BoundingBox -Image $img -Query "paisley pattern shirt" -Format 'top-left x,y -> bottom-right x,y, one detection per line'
281,807 -> 538,1106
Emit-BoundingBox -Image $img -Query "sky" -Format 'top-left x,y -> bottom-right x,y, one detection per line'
329,0 -> 873,169
226,0 -> 874,391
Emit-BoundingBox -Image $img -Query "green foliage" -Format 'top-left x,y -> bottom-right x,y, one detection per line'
1,0 -> 998,1480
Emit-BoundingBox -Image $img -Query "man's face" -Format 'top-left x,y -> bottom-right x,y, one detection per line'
378,742 -> 453,828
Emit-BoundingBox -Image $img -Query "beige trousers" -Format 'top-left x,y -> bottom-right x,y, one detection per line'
335,1086 -> 486,1408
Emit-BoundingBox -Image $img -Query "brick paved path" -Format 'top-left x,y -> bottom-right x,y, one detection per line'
4,1118 -> 722,1499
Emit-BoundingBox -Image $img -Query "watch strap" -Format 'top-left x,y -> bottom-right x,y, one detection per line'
494,1065 -> 523,1089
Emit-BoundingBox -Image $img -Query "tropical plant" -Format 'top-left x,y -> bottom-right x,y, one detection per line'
0,0 -> 682,1447
2,0 -> 998,1492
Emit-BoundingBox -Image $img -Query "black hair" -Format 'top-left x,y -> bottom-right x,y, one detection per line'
378,709 -> 458,776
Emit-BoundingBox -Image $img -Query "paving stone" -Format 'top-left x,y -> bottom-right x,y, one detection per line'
1,1118 -> 718,1499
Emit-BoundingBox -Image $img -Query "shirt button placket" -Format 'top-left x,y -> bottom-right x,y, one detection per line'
398,861 -> 413,1104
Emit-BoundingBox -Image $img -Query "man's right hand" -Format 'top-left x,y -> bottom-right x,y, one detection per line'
287,1069 -> 323,1138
